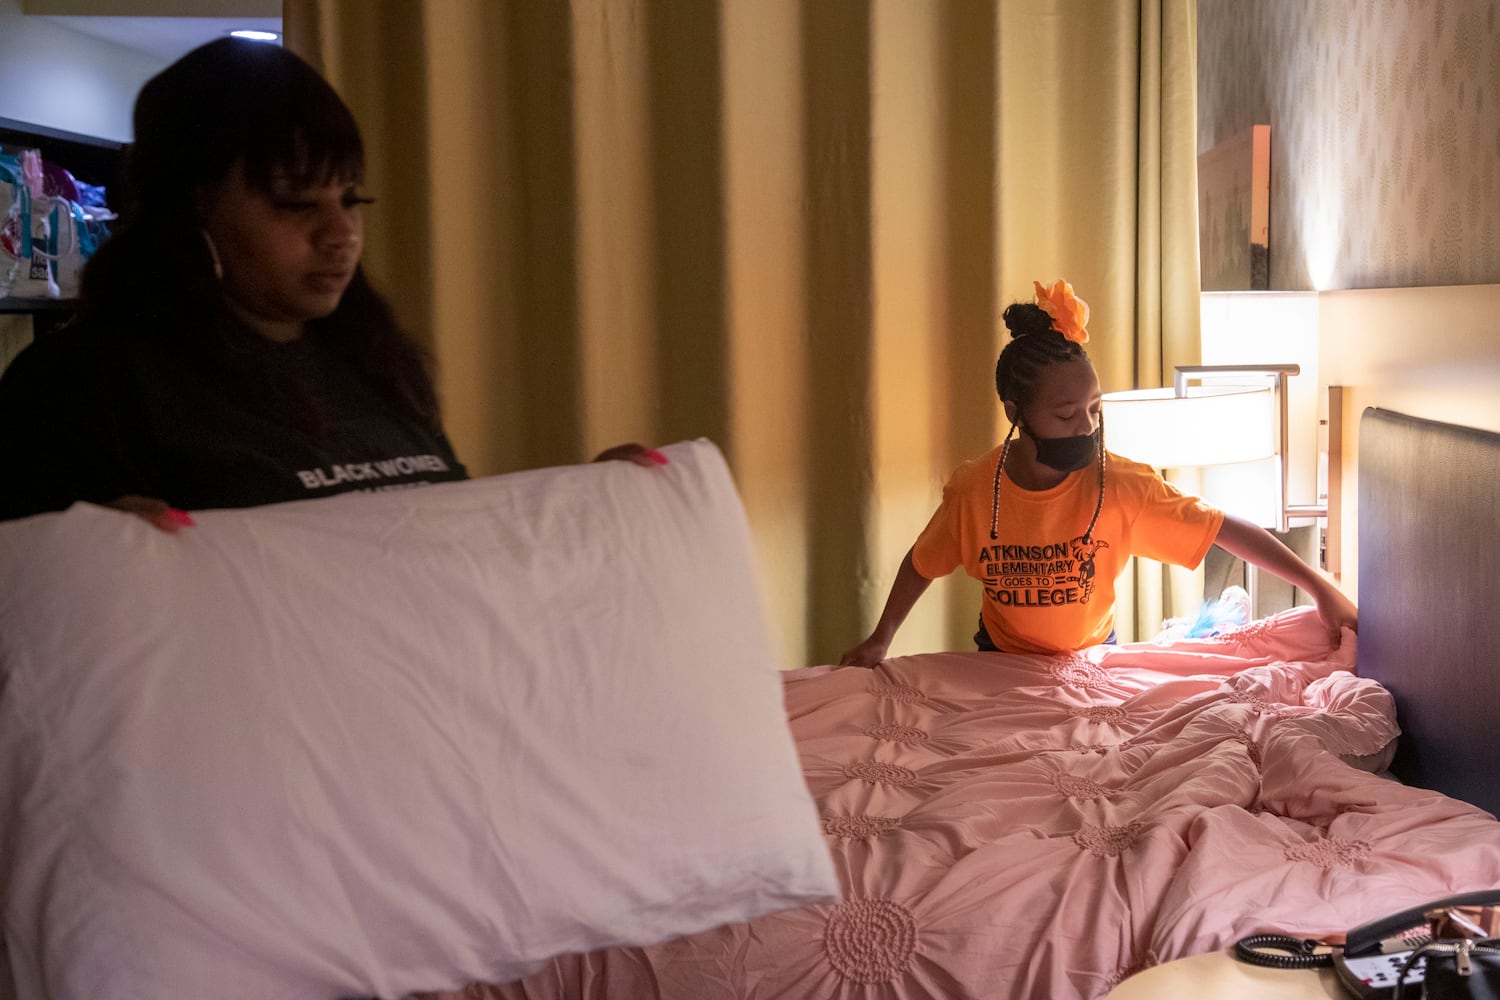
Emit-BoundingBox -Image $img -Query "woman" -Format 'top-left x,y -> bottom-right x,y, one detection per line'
0,38 -> 656,529
840,279 -> 1358,663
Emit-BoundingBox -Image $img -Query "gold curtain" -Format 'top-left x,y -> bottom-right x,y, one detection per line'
284,0 -> 1201,666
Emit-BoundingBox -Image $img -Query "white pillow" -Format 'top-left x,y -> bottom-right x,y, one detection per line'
0,440 -> 837,1000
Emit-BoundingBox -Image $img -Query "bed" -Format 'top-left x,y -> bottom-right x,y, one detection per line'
430,408 -> 1500,1000
1,415 -> 1498,1000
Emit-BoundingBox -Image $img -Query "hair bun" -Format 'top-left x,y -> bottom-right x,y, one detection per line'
1001,302 -> 1055,340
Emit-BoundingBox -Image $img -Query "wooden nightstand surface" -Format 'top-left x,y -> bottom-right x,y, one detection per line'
1106,948 -> 1345,999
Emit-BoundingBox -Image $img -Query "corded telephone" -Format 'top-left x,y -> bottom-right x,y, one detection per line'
1332,890 -> 1500,998
1236,890 -> 1500,997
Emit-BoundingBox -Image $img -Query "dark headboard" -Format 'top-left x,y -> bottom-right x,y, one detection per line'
1359,408 -> 1500,816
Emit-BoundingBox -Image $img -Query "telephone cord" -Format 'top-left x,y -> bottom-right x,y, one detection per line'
1233,933 -> 1336,970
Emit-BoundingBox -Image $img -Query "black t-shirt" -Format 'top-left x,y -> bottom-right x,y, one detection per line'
0,320 -> 468,521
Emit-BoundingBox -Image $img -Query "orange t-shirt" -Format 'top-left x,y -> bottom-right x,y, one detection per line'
911,448 -> 1224,655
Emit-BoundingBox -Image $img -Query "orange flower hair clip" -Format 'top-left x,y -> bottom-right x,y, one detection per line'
1033,279 -> 1090,345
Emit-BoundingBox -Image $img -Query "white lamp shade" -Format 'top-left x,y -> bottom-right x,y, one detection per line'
1200,456 -> 1281,528
1101,385 -> 1275,469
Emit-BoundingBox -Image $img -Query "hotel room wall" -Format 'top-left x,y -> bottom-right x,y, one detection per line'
0,0 -> 163,142
1198,0 -> 1500,291
1199,1 -> 1500,607
1319,283 -> 1500,605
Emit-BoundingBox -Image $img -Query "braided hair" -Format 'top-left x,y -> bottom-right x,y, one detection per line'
988,302 -> 1107,553
995,302 -> 1089,405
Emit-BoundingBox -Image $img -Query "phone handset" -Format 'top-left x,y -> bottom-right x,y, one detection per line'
1344,890 -> 1500,957
1333,890 -> 1500,999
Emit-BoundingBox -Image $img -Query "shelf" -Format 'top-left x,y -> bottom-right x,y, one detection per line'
0,116 -> 124,199
0,297 -> 80,315
0,119 -> 120,342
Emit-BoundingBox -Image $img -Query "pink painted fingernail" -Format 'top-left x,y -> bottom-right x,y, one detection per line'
646,448 -> 669,465
166,508 -> 196,528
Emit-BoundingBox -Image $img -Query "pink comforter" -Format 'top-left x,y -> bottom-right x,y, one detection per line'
442,607 -> 1500,999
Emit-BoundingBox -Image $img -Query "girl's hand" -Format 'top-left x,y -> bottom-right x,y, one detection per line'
104,495 -> 195,533
592,443 -> 669,467
1311,582 -> 1358,647
838,635 -> 890,668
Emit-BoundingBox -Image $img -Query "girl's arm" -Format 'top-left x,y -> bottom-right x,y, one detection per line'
1213,514 -> 1358,646
838,548 -> 934,667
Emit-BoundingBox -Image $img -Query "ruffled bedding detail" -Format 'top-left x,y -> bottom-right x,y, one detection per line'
434,606 -> 1500,1000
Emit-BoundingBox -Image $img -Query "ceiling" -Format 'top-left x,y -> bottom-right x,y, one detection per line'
36,15 -> 283,61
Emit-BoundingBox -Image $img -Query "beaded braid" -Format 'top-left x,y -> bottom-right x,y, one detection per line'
988,423 -> 1017,540
1086,414 -> 1107,539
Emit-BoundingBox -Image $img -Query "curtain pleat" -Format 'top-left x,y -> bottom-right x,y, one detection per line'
1133,0 -> 1205,639
286,0 -> 1201,665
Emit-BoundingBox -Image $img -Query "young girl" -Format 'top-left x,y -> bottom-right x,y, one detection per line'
839,279 -> 1358,664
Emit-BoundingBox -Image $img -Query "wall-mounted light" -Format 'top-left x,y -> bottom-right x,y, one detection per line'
1100,380 -> 1274,468
1103,364 -> 1332,616
1103,364 -> 1326,534
229,30 -> 281,43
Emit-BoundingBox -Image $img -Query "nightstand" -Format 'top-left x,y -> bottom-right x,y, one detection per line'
1106,947 -> 1344,998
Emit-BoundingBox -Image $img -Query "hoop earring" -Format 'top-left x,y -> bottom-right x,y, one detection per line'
200,228 -> 224,281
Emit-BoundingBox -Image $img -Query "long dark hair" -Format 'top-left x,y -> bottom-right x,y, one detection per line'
79,37 -> 440,431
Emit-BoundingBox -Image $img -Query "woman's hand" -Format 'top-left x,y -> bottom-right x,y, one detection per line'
104,495 -> 195,533
838,635 -> 890,668
592,443 -> 669,467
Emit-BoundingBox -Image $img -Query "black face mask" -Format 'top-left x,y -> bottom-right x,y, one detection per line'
1026,425 -> 1099,472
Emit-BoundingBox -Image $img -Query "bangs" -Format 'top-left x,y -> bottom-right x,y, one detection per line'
240,108 -> 365,195
206,36 -> 365,194
128,39 -> 369,211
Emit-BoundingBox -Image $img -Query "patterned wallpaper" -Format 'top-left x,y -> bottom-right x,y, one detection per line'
1198,0 -> 1500,290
